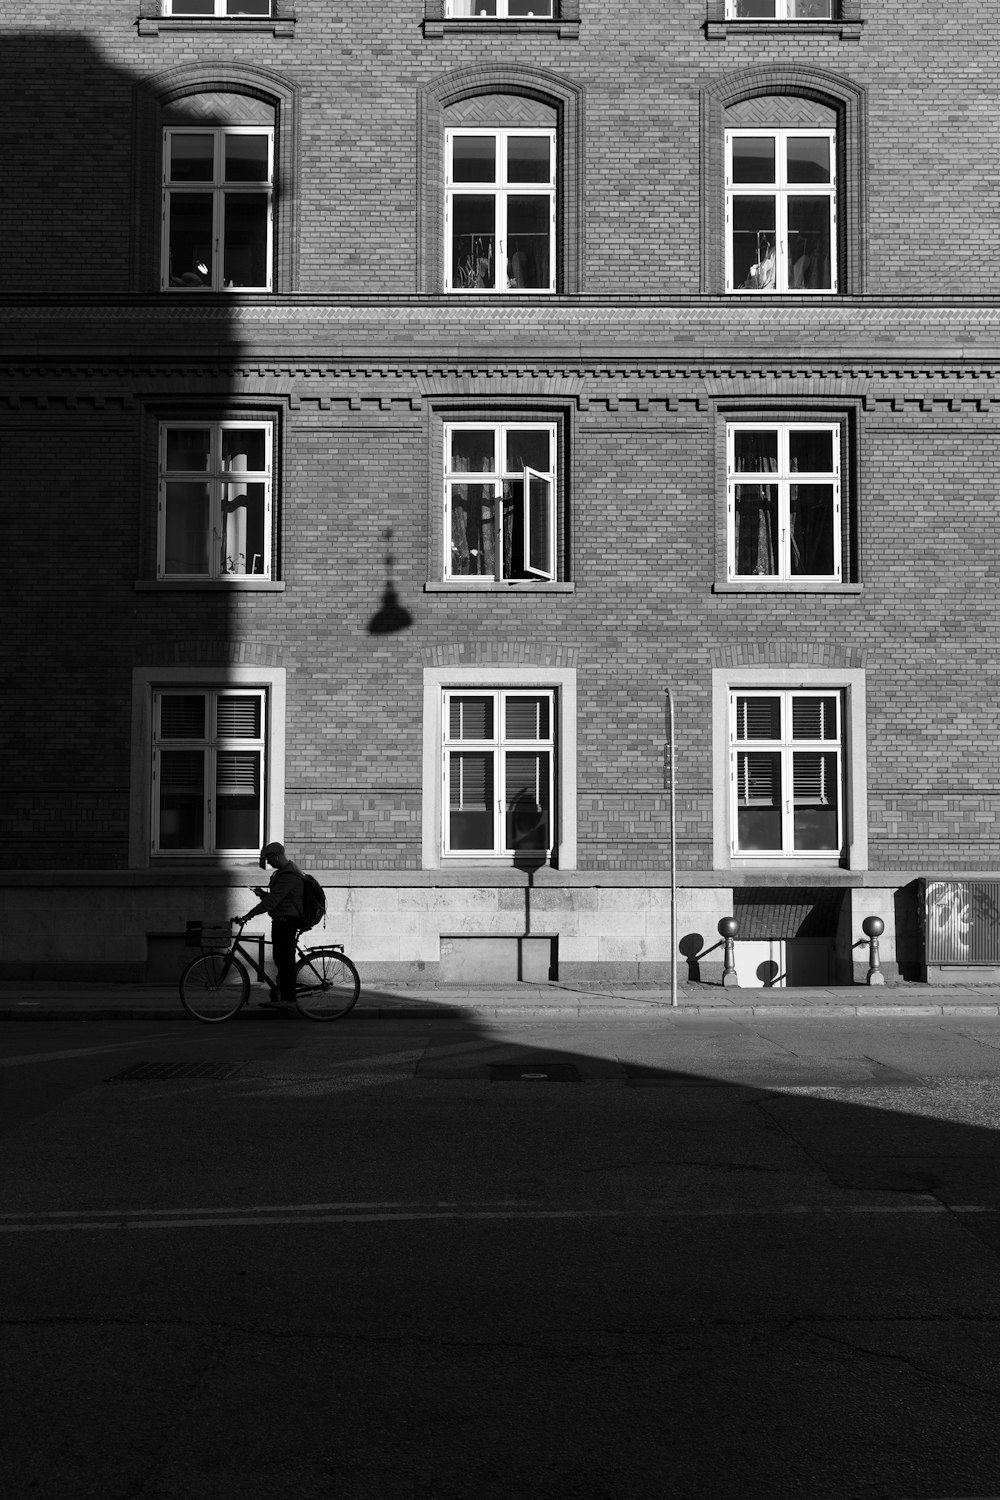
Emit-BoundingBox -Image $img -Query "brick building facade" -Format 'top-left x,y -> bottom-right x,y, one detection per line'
2,1 -> 998,985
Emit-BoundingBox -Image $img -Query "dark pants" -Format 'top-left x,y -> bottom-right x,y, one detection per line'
272,917 -> 300,1003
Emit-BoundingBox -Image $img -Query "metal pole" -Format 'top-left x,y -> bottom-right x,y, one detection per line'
666,688 -> 677,1008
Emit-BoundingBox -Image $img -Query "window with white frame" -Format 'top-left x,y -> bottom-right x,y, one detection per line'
444,689 -> 555,858
162,126 -> 273,290
445,0 -> 554,13
727,422 -> 840,581
164,1 -> 272,13
730,690 -> 843,858
445,421 -> 556,581
445,128 -> 555,293
158,420 -> 272,579
725,0 -> 832,15
726,129 -> 836,293
152,687 -> 266,855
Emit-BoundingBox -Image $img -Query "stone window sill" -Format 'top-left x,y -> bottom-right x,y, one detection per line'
713,582 -> 862,595
138,17 -> 296,36
424,581 -> 575,593
706,18 -> 862,40
135,580 -> 286,592
423,18 -> 579,38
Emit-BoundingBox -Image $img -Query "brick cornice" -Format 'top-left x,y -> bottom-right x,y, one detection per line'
5,301 -> 1000,375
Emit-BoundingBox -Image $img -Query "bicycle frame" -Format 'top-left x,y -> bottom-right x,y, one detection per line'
210,932 -> 346,996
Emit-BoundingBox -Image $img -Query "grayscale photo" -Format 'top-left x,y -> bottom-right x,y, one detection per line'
3,1 -> 1000,1496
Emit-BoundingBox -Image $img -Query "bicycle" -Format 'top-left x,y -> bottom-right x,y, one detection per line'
179,920 -> 360,1024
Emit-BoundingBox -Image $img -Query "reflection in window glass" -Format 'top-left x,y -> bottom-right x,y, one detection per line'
444,690 -> 555,858
727,129 -> 836,293
445,422 -> 556,581
153,688 -> 266,855
446,128 -> 555,293
731,691 -> 842,856
159,422 -> 273,579
728,423 -> 840,582
163,127 -> 273,291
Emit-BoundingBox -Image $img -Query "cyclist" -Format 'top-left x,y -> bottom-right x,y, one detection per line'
238,841 -> 305,1009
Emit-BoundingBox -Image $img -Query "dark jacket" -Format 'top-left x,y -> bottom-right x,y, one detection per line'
258,861 -> 305,921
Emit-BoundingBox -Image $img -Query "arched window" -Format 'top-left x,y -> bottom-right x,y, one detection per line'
132,65 -> 299,293
418,67 -> 585,295
700,68 -> 867,296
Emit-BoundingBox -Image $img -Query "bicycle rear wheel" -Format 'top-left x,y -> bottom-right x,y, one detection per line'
294,949 -> 360,1020
179,952 -> 250,1022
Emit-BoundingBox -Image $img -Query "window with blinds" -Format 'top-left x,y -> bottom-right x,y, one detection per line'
731,689 -> 842,857
153,688 -> 266,855
443,689 -> 555,857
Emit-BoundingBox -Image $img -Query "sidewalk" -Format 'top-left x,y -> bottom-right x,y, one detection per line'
3,977 -> 1000,1021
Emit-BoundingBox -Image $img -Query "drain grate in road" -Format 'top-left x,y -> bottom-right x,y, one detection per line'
489,1063 -> 581,1082
105,1060 -> 245,1083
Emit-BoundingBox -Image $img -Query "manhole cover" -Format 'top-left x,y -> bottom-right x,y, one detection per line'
489,1063 -> 581,1082
105,1060 -> 245,1083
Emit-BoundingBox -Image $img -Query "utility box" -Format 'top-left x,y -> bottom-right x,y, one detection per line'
919,880 -> 1000,979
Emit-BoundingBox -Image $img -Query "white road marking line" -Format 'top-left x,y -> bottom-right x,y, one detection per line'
0,1036 -> 177,1068
0,1201 -> 993,1233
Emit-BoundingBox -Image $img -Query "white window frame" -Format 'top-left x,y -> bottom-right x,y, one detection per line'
443,689 -> 555,859
712,667 -> 867,871
445,0 -> 554,13
157,419 -> 273,581
726,421 -> 841,582
444,421 -> 556,582
130,669 -> 284,870
163,1 -> 273,13
725,128 -> 837,295
422,666 -> 577,869
730,689 -> 843,860
161,126 -> 274,292
725,0 -> 832,16
445,127 -> 556,295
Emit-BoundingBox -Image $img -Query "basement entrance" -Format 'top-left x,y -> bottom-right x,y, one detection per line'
733,887 -> 844,988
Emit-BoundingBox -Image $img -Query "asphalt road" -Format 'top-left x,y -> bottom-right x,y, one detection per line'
3,1014 -> 1000,1499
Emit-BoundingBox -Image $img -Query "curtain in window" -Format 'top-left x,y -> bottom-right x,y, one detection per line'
789,484 -> 834,576
451,484 -> 495,575
787,198 -> 832,290
734,433 -> 779,575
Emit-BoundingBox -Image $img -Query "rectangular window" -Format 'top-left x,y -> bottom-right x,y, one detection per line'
445,128 -> 555,293
726,129 -> 836,293
158,420 -> 273,579
163,2 -> 273,17
162,127 -> 273,291
726,0 -> 832,15
730,690 -> 842,858
444,689 -> 555,858
153,687 -> 266,855
445,421 -> 556,581
727,422 -> 840,581
445,0 -> 554,13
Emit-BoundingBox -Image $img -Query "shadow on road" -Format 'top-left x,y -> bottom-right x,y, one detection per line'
3,1002 -> 1000,1498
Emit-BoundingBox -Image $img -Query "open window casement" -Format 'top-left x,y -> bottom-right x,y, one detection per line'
522,467 -> 554,579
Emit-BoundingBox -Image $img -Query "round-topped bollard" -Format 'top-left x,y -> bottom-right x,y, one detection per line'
718,916 -> 739,987
862,915 -> 886,985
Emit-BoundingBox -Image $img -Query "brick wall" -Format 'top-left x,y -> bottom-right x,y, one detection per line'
3,1 -> 1000,955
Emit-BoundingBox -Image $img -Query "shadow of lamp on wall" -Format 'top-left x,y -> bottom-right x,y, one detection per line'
367,527 -> 414,636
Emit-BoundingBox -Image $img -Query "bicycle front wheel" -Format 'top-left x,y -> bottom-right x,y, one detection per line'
294,950 -> 360,1021
179,952 -> 250,1023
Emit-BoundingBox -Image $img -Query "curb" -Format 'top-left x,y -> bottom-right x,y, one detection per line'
4,1003 -> 1000,1022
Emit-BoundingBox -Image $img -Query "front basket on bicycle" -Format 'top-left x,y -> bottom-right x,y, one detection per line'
185,920 -> 232,950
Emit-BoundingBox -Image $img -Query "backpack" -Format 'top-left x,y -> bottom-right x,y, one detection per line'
297,872 -> 327,933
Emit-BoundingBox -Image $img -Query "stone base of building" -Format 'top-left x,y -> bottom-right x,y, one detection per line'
0,870 -> 996,987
